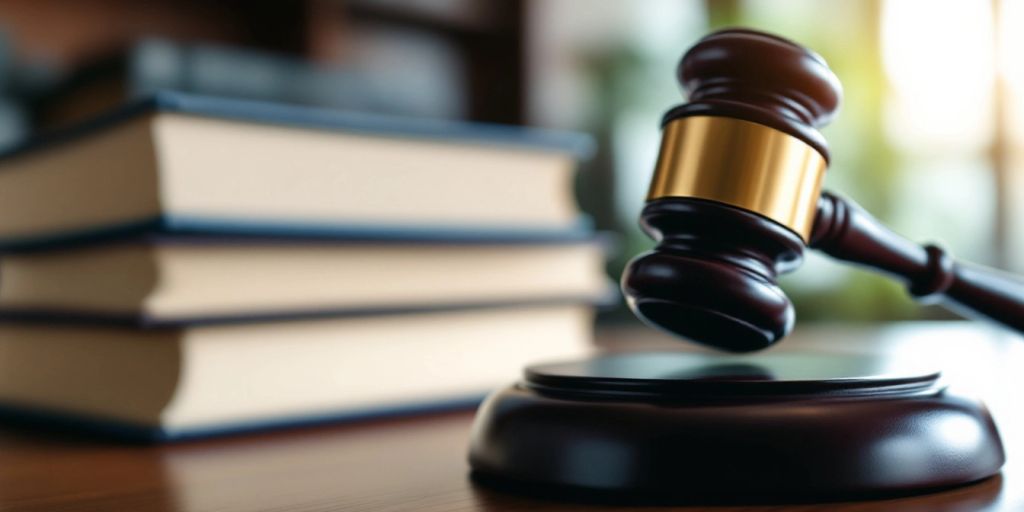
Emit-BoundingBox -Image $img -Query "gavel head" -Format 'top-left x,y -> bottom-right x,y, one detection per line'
621,29 -> 842,352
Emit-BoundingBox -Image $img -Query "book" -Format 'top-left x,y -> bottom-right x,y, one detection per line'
0,236 -> 610,325
33,37 -> 469,130
0,91 -> 594,251
0,304 -> 593,442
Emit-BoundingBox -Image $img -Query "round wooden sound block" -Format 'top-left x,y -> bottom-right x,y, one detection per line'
468,352 -> 1005,502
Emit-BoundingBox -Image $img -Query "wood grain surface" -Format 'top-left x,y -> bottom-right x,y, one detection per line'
0,322 -> 1021,511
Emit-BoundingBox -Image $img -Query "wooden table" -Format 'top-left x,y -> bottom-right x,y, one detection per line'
1,322 -> 1021,511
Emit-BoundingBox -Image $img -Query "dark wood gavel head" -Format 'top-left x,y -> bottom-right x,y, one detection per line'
621,29 -> 843,352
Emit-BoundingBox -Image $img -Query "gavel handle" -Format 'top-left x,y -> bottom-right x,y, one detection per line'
810,191 -> 1024,333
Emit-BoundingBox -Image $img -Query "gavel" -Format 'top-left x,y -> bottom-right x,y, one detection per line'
622,28 -> 1024,352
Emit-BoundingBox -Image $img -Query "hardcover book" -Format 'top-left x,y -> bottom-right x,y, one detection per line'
0,235 -> 610,325
0,304 -> 593,441
0,91 -> 594,251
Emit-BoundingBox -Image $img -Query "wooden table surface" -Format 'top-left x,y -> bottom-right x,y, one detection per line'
0,322 -> 1022,511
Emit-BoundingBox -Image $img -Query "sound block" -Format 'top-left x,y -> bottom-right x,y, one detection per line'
468,352 -> 1004,501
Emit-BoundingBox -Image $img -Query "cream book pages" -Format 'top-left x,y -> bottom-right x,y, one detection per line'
0,241 -> 609,322
0,92 -> 591,249
0,305 -> 594,439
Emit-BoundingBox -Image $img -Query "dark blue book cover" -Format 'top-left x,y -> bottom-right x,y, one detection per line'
0,395 -> 487,443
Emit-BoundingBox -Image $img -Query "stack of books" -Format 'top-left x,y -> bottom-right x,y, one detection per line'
0,92 -> 609,441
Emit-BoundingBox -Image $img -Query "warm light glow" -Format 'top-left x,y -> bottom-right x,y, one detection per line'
1000,0 -> 1024,88
881,0 -> 995,153
1000,0 -> 1024,146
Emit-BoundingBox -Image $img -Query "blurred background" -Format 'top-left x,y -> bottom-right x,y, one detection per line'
0,0 -> 1020,326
